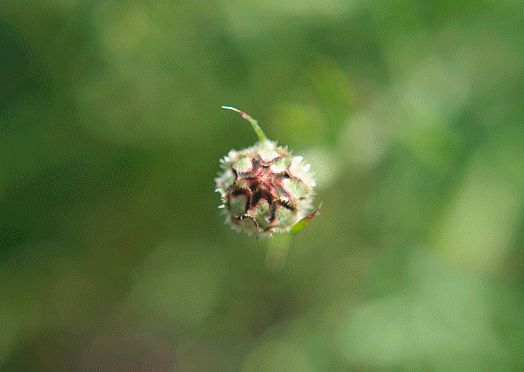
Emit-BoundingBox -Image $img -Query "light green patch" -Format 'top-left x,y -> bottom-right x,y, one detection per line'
220,170 -> 236,190
282,178 -> 309,199
228,194 -> 247,216
274,206 -> 295,228
270,158 -> 289,173
251,200 -> 271,231
233,156 -> 252,173
257,141 -> 279,162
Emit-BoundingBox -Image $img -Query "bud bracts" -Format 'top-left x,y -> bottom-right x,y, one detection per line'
216,140 -> 315,237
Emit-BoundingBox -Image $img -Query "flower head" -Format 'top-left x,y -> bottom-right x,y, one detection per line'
216,107 -> 317,237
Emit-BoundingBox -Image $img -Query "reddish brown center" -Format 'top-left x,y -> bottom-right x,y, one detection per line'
227,155 -> 295,228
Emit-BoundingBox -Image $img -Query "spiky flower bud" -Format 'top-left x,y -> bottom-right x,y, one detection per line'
216,107 -> 317,237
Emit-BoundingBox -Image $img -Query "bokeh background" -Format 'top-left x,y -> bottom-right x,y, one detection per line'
1,1 -> 523,371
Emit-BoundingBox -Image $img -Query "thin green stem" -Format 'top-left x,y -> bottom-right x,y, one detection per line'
221,106 -> 268,142
265,233 -> 291,271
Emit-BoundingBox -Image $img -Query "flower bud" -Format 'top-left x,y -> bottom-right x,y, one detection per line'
216,107 -> 316,237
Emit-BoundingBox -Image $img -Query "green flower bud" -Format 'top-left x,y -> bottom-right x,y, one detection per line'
216,107 -> 317,237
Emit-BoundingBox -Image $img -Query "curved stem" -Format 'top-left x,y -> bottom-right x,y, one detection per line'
221,106 -> 268,142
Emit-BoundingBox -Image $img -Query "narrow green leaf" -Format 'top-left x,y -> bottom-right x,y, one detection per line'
221,105 -> 268,142
290,203 -> 322,235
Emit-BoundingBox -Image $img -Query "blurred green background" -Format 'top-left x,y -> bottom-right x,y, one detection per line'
1,1 -> 523,371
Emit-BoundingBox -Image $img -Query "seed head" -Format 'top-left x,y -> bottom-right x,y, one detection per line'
216,106 -> 317,237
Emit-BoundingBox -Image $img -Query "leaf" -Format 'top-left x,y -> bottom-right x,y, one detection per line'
221,105 -> 268,142
290,203 -> 322,235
